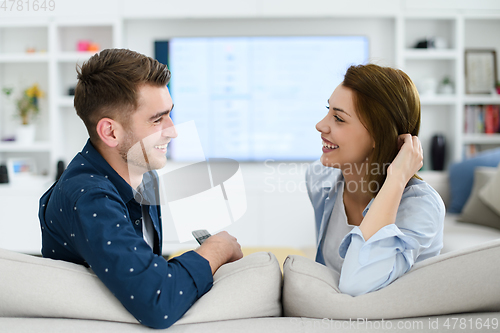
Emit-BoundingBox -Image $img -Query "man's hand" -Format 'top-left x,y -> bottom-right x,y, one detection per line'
195,231 -> 243,274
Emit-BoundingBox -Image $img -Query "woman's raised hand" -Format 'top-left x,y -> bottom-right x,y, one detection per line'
387,134 -> 423,185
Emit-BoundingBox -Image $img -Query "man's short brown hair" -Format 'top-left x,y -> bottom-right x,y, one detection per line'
74,48 -> 171,143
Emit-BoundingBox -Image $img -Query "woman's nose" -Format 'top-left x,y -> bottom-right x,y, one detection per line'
316,115 -> 330,134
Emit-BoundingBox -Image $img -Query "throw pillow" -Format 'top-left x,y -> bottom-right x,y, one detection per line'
479,162 -> 500,217
459,167 -> 500,231
448,147 -> 500,213
0,249 -> 282,324
282,239 -> 500,319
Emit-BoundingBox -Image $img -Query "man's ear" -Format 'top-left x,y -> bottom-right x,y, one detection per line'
96,118 -> 121,148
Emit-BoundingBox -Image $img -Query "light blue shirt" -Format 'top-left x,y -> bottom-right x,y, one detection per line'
305,160 -> 445,296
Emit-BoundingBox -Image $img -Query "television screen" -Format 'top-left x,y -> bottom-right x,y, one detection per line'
156,36 -> 369,161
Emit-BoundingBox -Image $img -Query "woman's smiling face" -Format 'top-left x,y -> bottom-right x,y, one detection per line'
316,84 -> 375,170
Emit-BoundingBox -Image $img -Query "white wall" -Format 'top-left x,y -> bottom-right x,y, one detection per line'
161,162 -> 317,253
123,18 -> 395,66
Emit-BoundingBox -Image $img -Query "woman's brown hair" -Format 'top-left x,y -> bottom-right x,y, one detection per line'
74,48 -> 171,144
342,64 -> 421,197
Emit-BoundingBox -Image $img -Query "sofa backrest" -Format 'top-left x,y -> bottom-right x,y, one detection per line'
418,171 -> 450,208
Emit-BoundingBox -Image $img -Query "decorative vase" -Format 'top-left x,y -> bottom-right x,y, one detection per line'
419,78 -> 437,96
440,83 -> 454,95
431,134 -> 446,171
0,164 -> 8,184
16,124 -> 36,144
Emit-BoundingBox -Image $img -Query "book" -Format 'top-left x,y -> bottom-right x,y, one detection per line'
485,105 -> 494,134
464,104 -> 500,134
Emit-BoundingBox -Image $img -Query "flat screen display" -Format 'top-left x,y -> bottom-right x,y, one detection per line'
156,36 -> 369,161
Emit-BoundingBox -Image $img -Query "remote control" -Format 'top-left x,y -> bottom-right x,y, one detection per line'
192,229 -> 211,245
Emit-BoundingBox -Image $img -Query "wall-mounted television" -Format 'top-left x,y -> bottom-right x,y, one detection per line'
155,36 -> 369,161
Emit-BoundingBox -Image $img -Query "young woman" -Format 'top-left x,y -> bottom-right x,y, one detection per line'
306,64 -> 445,296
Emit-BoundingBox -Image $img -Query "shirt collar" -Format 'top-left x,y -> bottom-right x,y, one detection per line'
132,171 -> 158,206
80,139 -> 136,203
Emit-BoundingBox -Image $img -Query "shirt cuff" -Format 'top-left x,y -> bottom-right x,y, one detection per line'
339,224 -> 420,262
170,250 -> 213,298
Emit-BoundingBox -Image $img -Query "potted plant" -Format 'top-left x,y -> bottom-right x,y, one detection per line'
496,81 -> 500,95
2,84 -> 44,144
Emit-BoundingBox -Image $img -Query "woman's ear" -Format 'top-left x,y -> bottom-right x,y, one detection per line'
96,118 -> 120,148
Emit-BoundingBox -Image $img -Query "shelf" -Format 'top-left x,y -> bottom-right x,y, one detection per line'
0,22 -> 49,28
0,176 -> 52,190
0,53 -> 49,63
57,52 -> 97,62
0,142 -> 52,152
462,134 -> 500,144
464,95 -> 500,105
420,95 -> 457,105
403,49 -> 458,59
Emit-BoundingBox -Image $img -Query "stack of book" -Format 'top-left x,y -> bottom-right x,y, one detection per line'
464,105 -> 500,134
463,105 -> 500,159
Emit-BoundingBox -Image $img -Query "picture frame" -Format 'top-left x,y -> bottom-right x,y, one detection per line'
6,157 -> 36,182
465,49 -> 498,94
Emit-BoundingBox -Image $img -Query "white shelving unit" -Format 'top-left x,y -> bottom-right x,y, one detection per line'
403,49 -> 459,60
0,53 -> 49,62
0,21 -> 53,176
463,134 -> 500,145
0,19 -> 121,179
0,142 -> 52,152
52,19 -> 122,165
0,18 -> 121,255
462,16 -> 500,155
397,13 -> 500,169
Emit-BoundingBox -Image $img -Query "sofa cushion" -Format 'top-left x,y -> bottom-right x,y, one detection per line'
448,148 -> 500,213
442,213 -> 500,253
282,239 -> 500,319
479,162 -> 500,217
459,167 -> 500,231
0,249 -> 282,324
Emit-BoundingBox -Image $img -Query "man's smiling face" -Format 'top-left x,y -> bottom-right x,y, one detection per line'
118,84 -> 177,172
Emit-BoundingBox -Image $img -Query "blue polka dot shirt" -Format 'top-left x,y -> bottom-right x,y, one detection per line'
39,140 -> 213,329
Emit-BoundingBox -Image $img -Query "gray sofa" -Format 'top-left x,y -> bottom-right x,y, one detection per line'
1,170 -> 500,332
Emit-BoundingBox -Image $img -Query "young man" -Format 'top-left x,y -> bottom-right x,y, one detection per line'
38,49 -> 242,329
